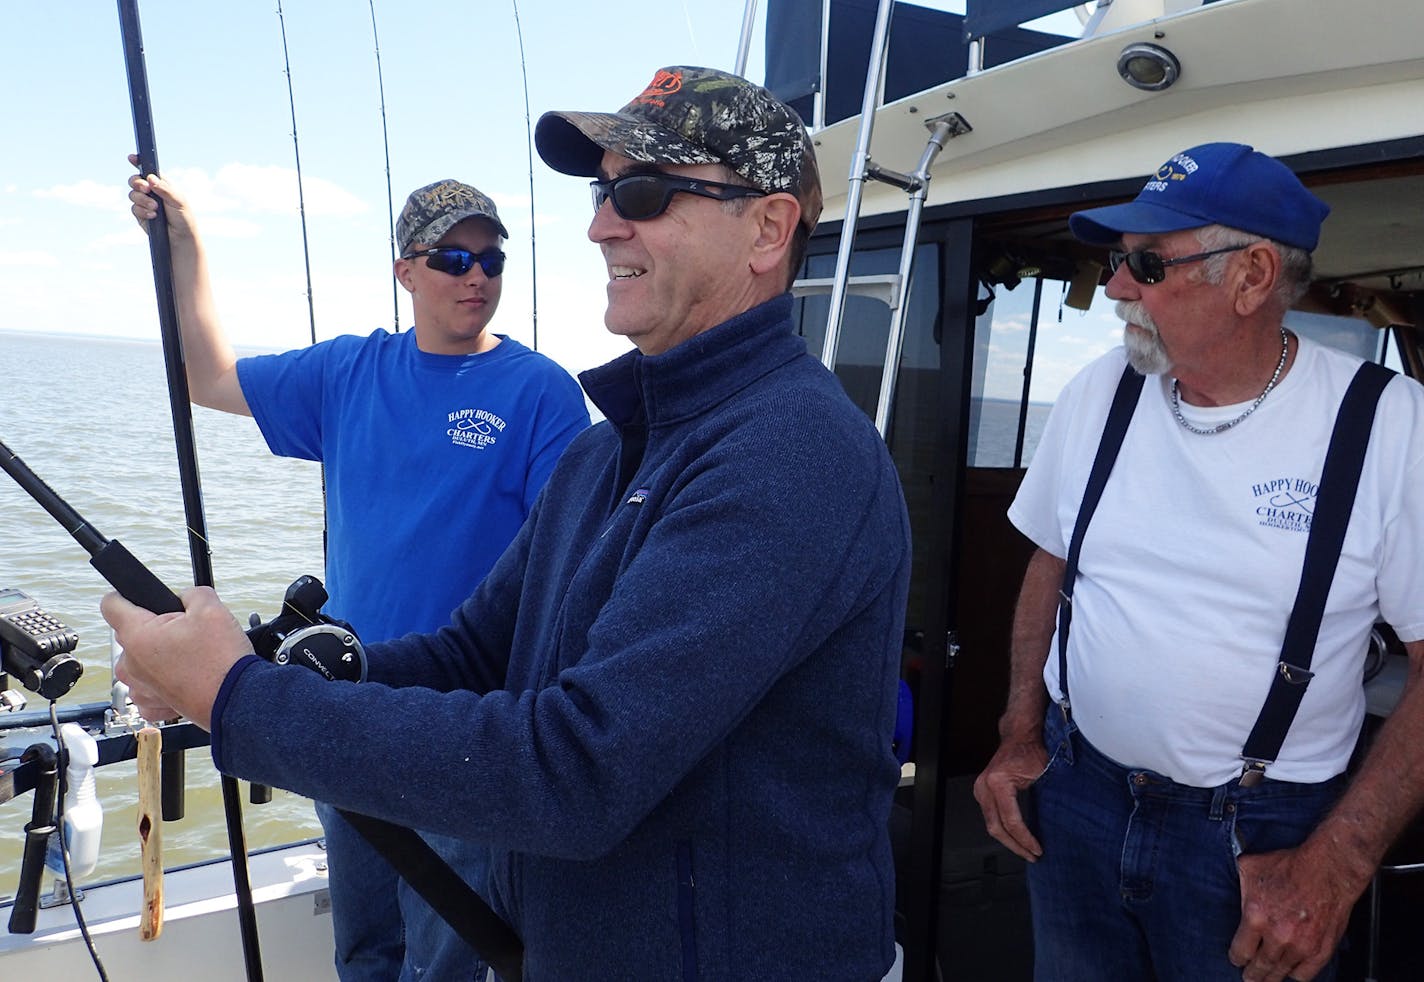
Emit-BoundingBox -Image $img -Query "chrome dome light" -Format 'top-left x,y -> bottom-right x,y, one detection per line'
1117,42 -> 1181,91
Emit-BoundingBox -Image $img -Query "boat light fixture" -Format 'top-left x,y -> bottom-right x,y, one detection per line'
1117,42 -> 1180,91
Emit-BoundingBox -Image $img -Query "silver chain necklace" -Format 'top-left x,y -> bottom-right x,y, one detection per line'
1170,328 -> 1289,436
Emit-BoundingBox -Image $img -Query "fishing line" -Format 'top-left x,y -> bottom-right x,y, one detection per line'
681,0 -> 700,58
276,0 -> 318,347
369,0 -> 400,331
511,0 -> 539,350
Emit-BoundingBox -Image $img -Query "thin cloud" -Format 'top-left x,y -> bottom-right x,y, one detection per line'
214,164 -> 368,218
35,180 -> 131,213
0,250 -> 59,266
31,164 -> 367,229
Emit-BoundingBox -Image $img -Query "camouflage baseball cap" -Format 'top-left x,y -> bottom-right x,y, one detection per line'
396,179 -> 509,255
534,66 -> 822,232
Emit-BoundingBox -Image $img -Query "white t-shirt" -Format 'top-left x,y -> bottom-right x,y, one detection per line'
1009,336 -> 1424,786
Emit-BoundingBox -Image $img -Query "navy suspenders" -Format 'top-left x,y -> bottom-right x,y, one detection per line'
1237,359 -> 1396,783
1057,358 -> 1395,783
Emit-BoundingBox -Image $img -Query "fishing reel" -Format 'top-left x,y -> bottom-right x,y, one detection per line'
244,575 -> 366,683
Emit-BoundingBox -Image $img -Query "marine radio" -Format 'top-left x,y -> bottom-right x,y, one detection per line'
0,587 -> 83,702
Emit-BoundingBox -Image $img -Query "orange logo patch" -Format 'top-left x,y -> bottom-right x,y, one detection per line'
635,69 -> 682,108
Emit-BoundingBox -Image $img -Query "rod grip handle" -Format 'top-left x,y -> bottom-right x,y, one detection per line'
89,539 -> 183,614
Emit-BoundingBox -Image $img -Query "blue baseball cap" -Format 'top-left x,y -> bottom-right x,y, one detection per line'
1069,142 -> 1330,251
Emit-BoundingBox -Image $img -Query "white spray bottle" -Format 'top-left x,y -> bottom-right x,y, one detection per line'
45,722 -> 103,888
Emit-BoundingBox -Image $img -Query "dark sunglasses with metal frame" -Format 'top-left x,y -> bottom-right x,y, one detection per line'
590,172 -> 768,222
1107,243 -> 1249,285
402,247 -> 506,278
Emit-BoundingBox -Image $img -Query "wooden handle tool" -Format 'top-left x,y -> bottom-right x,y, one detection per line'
137,725 -> 164,941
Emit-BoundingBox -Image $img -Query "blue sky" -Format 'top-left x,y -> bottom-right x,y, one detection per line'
1,1 -> 773,375
1,1 -> 1091,382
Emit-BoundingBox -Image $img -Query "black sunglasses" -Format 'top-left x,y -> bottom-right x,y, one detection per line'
590,172 -> 767,221
1107,244 -> 1248,285
402,247 -> 505,278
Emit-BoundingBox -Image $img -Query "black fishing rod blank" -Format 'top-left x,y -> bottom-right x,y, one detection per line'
114,1 -> 264,978
116,0 -> 192,827
276,0 -> 318,348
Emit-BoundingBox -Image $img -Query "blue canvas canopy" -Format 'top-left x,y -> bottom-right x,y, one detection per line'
764,0 -> 1069,128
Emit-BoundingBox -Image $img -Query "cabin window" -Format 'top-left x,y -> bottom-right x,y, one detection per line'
968,274 -> 1112,469
972,274 -> 1397,472
1285,309 -> 1391,365
790,242 -> 943,441
791,240 -> 945,675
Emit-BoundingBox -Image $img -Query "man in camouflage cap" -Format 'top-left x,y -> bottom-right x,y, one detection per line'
536,65 -> 822,234
109,68 -> 907,980
396,178 -> 510,255
531,64 -> 830,354
123,162 -> 586,981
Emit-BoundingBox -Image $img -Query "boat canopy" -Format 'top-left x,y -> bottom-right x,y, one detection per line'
763,0 -> 1068,129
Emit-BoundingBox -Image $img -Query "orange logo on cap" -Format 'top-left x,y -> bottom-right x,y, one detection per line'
635,69 -> 682,108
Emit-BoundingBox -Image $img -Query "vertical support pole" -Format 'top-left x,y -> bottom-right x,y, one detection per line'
819,0 -> 897,373
734,0 -> 760,75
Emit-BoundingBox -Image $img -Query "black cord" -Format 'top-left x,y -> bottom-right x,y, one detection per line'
49,701 -> 109,982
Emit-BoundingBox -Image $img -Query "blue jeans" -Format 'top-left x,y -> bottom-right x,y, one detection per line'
317,802 -> 491,981
1027,706 -> 1345,982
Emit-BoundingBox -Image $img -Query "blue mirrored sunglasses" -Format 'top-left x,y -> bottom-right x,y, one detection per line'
402,247 -> 505,278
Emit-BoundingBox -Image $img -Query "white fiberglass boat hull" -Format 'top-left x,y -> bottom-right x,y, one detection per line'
0,840 -> 335,980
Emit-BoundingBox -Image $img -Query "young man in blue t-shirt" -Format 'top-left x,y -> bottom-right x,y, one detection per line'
128,165 -> 589,981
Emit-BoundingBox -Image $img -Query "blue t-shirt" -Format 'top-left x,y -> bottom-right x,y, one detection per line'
237,329 -> 588,643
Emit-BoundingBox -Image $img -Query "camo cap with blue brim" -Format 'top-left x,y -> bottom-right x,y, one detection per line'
396,179 -> 509,255
534,66 -> 823,232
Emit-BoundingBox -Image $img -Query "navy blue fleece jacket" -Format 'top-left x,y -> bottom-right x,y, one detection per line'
213,294 -> 912,980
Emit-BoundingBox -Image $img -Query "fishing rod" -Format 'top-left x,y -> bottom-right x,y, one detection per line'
369,0 -> 400,331
511,0 -> 539,350
272,0 -> 330,660
1,431 -> 526,977
276,0 -> 318,348
113,2 -> 265,979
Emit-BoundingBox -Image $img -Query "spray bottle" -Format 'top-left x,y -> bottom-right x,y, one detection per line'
45,722 -> 103,895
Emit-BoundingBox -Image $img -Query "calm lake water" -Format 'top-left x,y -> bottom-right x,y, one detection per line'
0,329 -> 328,891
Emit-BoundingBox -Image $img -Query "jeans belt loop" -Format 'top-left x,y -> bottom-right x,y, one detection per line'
1209,782 -> 1230,821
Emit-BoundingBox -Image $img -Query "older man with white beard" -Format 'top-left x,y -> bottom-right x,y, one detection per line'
972,142 -> 1424,982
